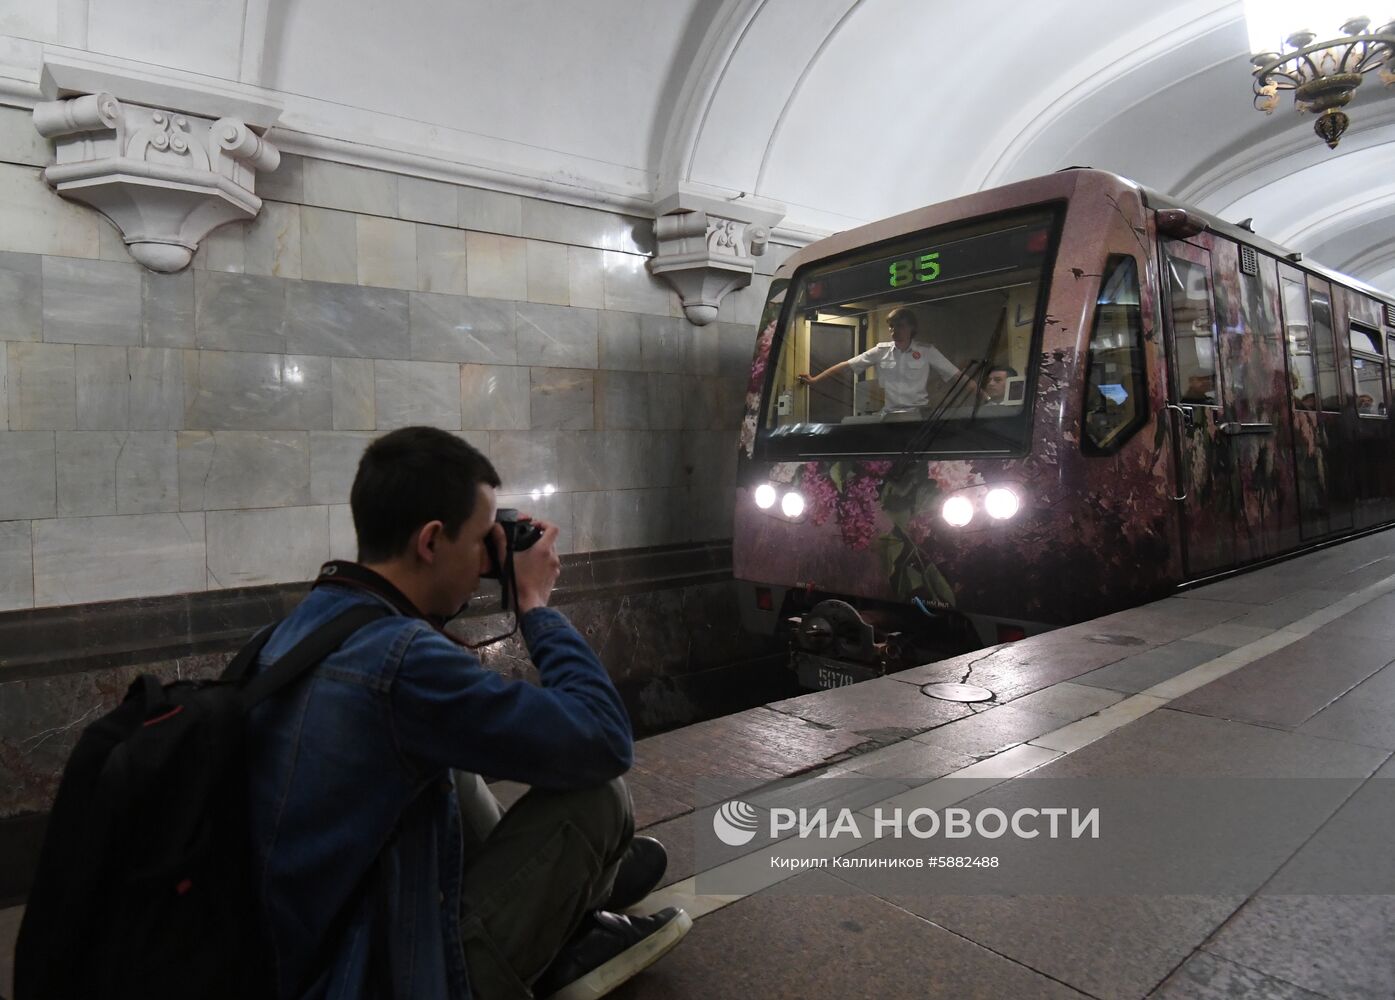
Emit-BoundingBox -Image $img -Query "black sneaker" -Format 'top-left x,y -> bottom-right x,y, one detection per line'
603,836 -> 668,911
533,907 -> 692,1000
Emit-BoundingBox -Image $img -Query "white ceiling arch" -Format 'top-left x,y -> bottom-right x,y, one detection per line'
1,0 -> 1390,290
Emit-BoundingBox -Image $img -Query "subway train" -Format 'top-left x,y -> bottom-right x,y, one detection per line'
732,168 -> 1395,689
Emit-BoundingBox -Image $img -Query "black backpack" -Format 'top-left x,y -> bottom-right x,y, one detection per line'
13,603 -> 388,1000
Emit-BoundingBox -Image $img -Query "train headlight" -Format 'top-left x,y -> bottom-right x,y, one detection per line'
941,496 -> 974,527
754,484 -> 777,509
781,491 -> 805,518
984,487 -> 1020,520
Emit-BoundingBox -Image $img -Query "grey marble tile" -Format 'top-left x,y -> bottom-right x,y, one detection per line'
195,222 -> 246,273
639,314 -> 688,373
458,186 -> 522,236
398,176 -> 457,225
257,152 -> 304,203
598,310 -> 643,371
299,206 -> 358,285
529,367 -> 593,430
309,431 -> 376,505
0,431 -> 56,517
602,249 -> 669,315
571,488 -> 675,551
466,232 -> 527,301
42,257 -> 142,346
689,323 -> 721,375
286,281 -> 409,359
0,519 -> 33,611
128,347 -> 186,430
682,429 -> 736,491
409,292 -> 516,365
716,321 -> 758,377
374,360 -> 462,430
520,200 -> 652,255
515,302 -> 598,369
525,240 -> 569,306
416,224 -> 468,295
356,215 -> 416,289
32,512 -> 206,607
56,431 -> 122,515
595,370 -> 649,430
0,346 -> 6,429
0,251 -> 41,342
567,246 -> 605,309
115,431 -> 179,514
244,201 -> 302,279
328,502 -> 356,561
206,506 -> 329,589
0,105 -> 50,166
141,269 -> 195,348
487,430 -> 565,496
75,345 -> 129,429
644,373 -> 686,430
183,351 -> 333,430
7,342 -> 75,430
460,364 -> 529,431
0,162 -> 99,259
302,160 -> 396,216
194,270 -> 287,353
718,275 -> 771,327
331,358 -> 376,430
177,430 -> 311,510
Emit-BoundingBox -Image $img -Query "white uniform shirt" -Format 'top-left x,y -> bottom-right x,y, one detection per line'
847,340 -> 959,409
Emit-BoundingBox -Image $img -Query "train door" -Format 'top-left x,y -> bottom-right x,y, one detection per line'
1160,238 -> 1236,577
1277,266 -> 1354,539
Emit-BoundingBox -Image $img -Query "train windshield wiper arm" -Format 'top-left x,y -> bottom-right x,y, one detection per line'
889,359 -> 986,479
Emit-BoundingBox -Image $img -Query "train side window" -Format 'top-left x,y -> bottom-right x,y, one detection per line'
1310,291 -> 1341,411
1351,324 -> 1386,416
1082,255 -> 1146,452
1165,256 -> 1218,404
1281,278 -> 1319,410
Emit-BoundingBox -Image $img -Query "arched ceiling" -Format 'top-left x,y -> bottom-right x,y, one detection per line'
1,0 -> 1390,291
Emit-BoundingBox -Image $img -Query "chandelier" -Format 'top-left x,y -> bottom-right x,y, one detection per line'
1246,3 -> 1395,149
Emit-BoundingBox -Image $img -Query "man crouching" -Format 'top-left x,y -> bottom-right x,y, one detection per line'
247,426 -> 688,999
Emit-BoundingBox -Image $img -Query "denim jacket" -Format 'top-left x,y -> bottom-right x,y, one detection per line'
246,567 -> 634,1000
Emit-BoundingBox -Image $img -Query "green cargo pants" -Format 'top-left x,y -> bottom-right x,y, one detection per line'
454,772 -> 634,1000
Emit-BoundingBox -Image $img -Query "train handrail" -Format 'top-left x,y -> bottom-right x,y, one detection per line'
1217,422 -> 1275,436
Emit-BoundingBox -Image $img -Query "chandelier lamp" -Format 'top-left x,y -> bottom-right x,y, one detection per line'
1245,2 -> 1395,149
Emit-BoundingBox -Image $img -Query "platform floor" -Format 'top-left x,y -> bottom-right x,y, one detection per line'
5,532 -> 1395,998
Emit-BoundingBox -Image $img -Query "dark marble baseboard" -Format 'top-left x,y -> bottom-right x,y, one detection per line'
0,542 -> 733,682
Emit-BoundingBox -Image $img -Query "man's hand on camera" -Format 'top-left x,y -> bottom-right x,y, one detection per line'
512,518 -> 561,613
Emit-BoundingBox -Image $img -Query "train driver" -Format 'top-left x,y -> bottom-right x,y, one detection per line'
797,308 -> 976,411
983,364 -> 1020,405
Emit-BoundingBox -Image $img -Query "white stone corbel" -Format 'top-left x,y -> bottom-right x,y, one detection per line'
32,54 -> 284,273
649,185 -> 785,326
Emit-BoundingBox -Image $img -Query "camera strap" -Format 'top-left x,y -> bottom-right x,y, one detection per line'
466,546 -> 521,649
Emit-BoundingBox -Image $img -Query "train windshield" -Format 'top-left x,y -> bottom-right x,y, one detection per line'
757,208 -> 1057,459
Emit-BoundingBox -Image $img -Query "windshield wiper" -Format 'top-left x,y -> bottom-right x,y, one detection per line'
888,358 -> 986,479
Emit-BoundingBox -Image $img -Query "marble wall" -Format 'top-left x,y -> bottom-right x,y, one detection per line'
0,104 -> 791,612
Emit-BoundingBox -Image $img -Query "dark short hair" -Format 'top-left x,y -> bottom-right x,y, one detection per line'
350,427 -> 501,563
887,308 -> 917,330
989,365 -> 1018,377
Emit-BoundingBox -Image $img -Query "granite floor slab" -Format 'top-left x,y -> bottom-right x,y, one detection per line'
1166,630 -> 1395,730
1073,640 -> 1232,695
610,870 -> 1092,1000
767,677 -> 971,740
1149,950 -> 1327,999
1296,662 -> 1395,750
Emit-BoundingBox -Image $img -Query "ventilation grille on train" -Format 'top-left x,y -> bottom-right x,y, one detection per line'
1386,302 -> 1395,327
1239,245 -> 1258,276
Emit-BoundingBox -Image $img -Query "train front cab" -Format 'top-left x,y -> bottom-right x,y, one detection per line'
1147,202 -> 1395,582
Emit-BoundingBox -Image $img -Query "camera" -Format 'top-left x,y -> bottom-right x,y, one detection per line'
482,508 -> 543,581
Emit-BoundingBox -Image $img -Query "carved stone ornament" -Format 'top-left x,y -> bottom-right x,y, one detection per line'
33,92 -> 280,272
648,187 -> 784,325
